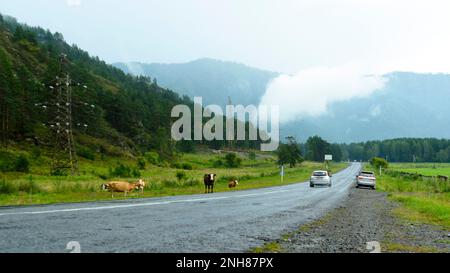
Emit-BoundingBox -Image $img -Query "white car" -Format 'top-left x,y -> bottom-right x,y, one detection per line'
356,171 -> 376,189
310,170 -> 332,187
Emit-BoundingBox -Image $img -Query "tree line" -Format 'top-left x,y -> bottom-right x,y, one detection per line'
339,138 -> 450,163
277,135 -> 450,167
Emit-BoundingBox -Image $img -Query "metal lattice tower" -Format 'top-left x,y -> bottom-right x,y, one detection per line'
36,54 -> 93,175
54,72 -> 78,175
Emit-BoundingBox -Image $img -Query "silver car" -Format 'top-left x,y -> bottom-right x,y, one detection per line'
356,171 -> 376,189
310,170 -> 332,187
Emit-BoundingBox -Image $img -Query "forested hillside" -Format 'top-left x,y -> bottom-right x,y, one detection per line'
0,14 -> 191,155
114,59 -> 279,106
0,14 -> 261,164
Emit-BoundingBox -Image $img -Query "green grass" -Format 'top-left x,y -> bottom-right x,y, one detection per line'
377,163 -> 450,230
389,163 -> 450,177
250,242 -> 282,253
0,150 -> 348,207
391,194 -> 450,229
382,242 -> 440,253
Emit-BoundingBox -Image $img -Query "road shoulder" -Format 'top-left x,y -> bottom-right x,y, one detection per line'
252,186 -> 450,253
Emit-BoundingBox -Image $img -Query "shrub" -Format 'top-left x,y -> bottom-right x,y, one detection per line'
171,162 -> 192,170
14,154 -> 30,173
98,173 -> 109,180
224,153 -> 242,168
109,163 -> 141,178
370,157 -> 389,170
50,168 -> 67,177
109,163 -> 130,177
248,151 -> 256,160
137,157 -> 146,170
0,150 -> 16,172
213,159 -> 224,168
176,171 -> 187,182
145,152 -> 160,165
31,146 -> 41,159
131,168 -> 141,178
0,179 -> 16,194
176,140 -> 196,153
78,146 -> 96,160
182,163 -> 193,170
171,162 -> 182,169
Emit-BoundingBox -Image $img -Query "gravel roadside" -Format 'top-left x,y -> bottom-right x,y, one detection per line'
262,187 -> 450,253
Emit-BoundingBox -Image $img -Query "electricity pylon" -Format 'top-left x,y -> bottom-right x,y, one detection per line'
36,54 -> 93,175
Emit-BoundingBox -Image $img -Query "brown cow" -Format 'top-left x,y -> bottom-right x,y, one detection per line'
101,179 -> 145,198
228,180 -> 239,189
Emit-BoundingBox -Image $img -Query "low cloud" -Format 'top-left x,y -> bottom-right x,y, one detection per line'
259,64 -> 387,123
66,0 -> 81,7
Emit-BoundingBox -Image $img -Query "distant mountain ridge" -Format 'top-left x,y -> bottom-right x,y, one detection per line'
114,58 -> 450,143
285,72 -> 450,143
113,58 -> 279,106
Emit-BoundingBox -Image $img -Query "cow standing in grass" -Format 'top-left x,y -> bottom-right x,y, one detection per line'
204,174 -> 216,194
228,180 -> 239,189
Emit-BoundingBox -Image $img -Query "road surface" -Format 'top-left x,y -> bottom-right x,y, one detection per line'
0,163 -> 361,253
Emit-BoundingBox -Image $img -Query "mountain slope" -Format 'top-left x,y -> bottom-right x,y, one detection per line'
116,56 -> 450,143
0,14 -> 189,155
284,72 -> 450,142
0,14 -> 263,156
114,58 -> 279,106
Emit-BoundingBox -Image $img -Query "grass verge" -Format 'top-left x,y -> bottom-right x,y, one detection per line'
250,242 -> 282,253
377,164 -> 450,231
0,152 -> 348,207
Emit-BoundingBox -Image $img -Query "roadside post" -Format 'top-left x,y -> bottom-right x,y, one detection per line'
325,154 -> 333,171
280,165 -> 285,183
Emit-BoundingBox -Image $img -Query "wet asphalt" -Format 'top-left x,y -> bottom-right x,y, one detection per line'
0,163 -> 361,253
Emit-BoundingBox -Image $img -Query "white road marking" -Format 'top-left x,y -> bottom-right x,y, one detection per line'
0,189 -> 291,217
0,164 -> 359,218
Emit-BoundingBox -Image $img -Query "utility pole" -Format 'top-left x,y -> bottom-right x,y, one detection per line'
227,96 -> 233,150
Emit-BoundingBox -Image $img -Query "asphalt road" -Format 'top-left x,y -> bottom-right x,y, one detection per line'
0,163 -> 361,253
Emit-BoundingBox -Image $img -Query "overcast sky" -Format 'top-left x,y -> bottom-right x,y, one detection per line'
1,0 -> 450,74
2,0 -> 450,121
